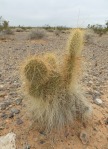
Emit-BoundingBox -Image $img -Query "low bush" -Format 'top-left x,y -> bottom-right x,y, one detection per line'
88,23 -> 108,36
29,29 -> 45,40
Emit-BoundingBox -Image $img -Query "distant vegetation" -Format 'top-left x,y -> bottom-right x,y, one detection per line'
42,24 -> 70,31
0,16 -> 13,35
1,16 -> 108,37
29,29 -> 45,40
88,20 -> 108,36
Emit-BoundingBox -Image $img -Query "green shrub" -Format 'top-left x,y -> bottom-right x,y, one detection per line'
88,23 -> 108,36
0,16 -> 14,35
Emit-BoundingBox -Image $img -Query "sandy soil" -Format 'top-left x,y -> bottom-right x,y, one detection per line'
0,29 -> 108,149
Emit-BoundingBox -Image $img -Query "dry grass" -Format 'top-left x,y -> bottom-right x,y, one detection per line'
29,29 -> 45,40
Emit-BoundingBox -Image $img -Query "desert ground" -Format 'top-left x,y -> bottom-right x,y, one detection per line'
0,28 -> 108,149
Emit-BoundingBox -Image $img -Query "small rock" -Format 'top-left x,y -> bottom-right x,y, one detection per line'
11,108 -> 20,114
94,90 -> 101,96
0,85 -> 4,90
40,140 -> 45,144
1,113 -> 8,119
0,103 -> 6,110
5,101 -> 11,107
105,118 -> 108,125
80,131 -> 89,144
0,132 -> 16,149
15,98 -> 22,105
92,90 -> 101,100
39,130 -> 46,135
8,112 -> 14,118
94,98 -> 103,105
0,101 -> 11,110
16,118 -> 23,125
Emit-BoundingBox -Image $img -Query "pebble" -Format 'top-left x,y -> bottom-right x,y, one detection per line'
0,85 -> 4,90
8,112 -> 14,118
15,98 -> 22,105
94,98 -> 103,105
1,113 -> 8,119
0,132 -> 16,149
0,101 -> 11,110
11,108 -> 20,114
0,103 -> 6,110
16,118 -> 23,125
80,131 -> 89,144
4,101 -> 11,107
92,90 -> 101,100
94,90 -> 101,96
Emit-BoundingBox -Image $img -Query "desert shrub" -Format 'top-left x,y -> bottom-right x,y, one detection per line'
93,25 -> 107,36
0,17 -> 14,35
43,25 -> 70,31
43,25 -> 54,30
2,20 -> 9,30
0,17 -> 9,31
55,29 -> 61,36
88,23 -> 108,36
84,33 -> 94,44
56,26 -> 70,31
16,28 -> 24,32
0,17 -> 4,31
20,26 -> 27,31
3,29 -> 14,35
18,26 -> 32,31
21,29 -> 92,132
29,29 -> 45,40
47,29 -> 54,32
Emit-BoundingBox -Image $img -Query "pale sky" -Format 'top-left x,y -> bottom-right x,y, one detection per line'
0,0 -> 108,27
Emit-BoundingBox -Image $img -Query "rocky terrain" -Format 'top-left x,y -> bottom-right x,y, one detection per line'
0,29 -> 108,149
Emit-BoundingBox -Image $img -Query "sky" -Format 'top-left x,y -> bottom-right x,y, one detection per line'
0,0 -> 108,27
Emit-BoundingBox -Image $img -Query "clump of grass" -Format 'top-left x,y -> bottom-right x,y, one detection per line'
3,29 -> 14,35
20,29 -> 92,132
29,29 -> 45,40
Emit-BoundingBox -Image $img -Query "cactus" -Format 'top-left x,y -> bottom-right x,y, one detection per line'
63,29 -> 83,88
44,53 -> 57,69
21,29 -> 92,131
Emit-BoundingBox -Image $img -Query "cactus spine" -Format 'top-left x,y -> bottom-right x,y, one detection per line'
21,29 -> 91,131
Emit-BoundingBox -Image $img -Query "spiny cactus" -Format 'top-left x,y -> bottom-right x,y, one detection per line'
21,29 -> 92,131
44,53 -> 57,69
63,29 -> 83,88
24,58 -> 49,85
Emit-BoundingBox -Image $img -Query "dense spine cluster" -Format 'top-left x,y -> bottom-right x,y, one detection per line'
21,29 -> 91,131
